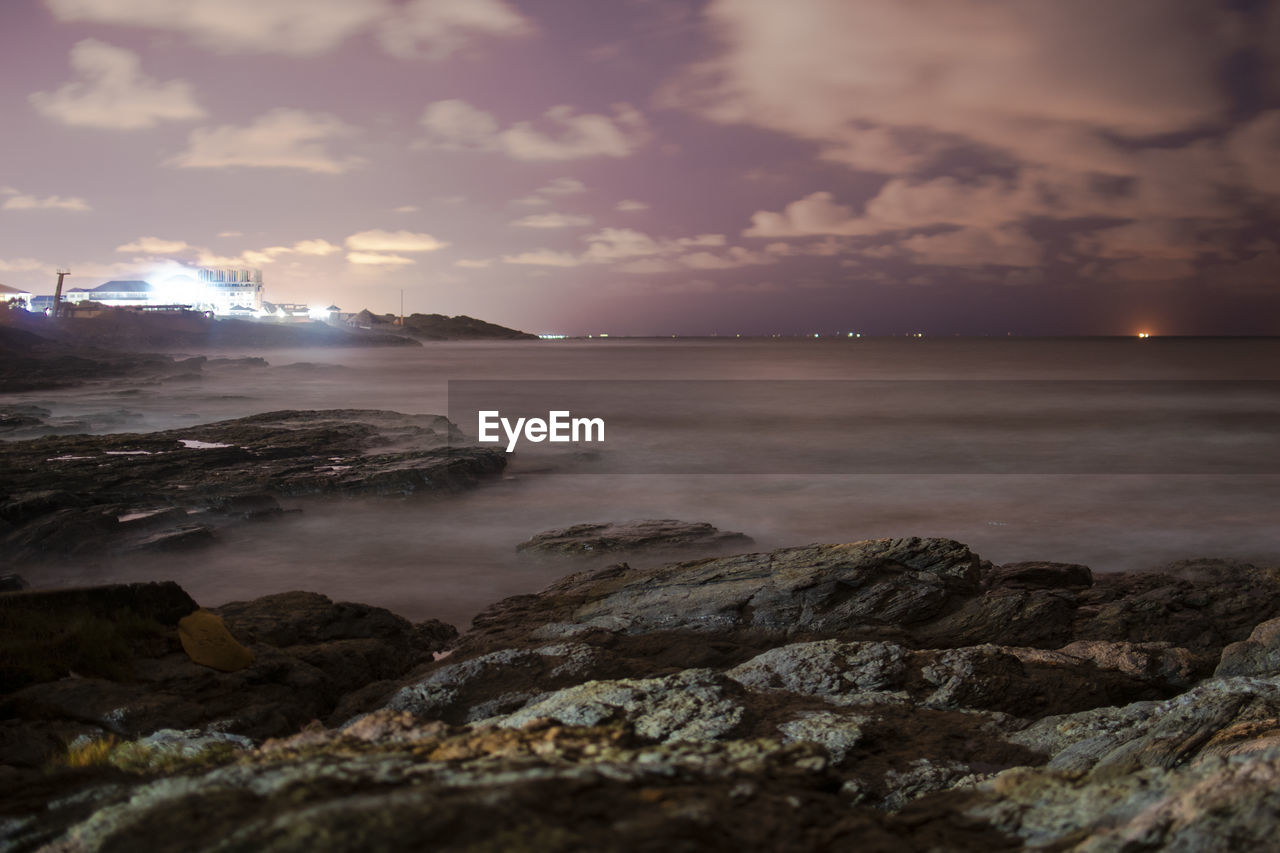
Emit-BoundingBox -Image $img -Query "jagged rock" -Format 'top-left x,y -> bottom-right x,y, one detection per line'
516,519 -> 753,557
215,590 -> 424,649
383,643 -> 604,724
1071,561 -> 1280,657
1058,639 -> 1202,688
0,585 -> 456,757
967,748 -> 1280,851
1007,676 -> 1280,775
984,561 -> 1093,590
727,640 -> 909,702
0,410 -> 505,562
464,538 -> 983,655
1216,617 -> 1280,677
912,587 -> 1080,649
919,645 -> 1029,712
490,669 -> 747,743
7,726 -> 988,853
778,711 -> 868,763
880,759 -> 985,813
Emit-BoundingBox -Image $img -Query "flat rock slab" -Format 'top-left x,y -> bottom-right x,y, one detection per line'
516,519 -> 753,557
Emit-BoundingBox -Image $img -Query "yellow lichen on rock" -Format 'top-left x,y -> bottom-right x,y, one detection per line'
178,608 -> 254,672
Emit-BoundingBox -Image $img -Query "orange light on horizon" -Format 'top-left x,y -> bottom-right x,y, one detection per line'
1137,331 -> 1151,338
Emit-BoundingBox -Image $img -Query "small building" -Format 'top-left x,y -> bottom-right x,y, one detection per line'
64,280 -> 155,307
0,283 -> 33,309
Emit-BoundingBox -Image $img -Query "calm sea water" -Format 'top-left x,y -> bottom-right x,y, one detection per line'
8,337 -> 1280,627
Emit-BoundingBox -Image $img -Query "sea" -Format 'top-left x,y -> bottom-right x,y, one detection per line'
7,337 -> 1280,628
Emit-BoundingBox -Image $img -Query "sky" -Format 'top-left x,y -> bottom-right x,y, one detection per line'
1,0 -> 1278,336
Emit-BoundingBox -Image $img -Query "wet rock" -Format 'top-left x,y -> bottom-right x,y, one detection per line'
132,525 -> 216,551
516,519 -> 753,557
0,409 -> 505,563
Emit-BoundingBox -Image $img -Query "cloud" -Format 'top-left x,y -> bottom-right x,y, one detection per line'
0,257 -> 48,273
538,177 -> 588,195
501,249 -> 582,267
1228,110 -> 1280,197
663,0 -> 1268,282
511,177 -> 588,206
420,100 -> 650,160
510,213 -> 594,229
114,236 -> 342,267
344,230 -> 448,252
115,236 -> 192,254
394,205 -> 420,213
454,258 -> 492,268
666,0 -> 1240,174
292,239 -> 341,256
1075,221 -> 1217,262
615,199 -> 649,212
347,251 -> 415,265
504,228 -> 774,273
418,99 -> 501,150
380,0 -> 532,59
2,191 -> 91,211
168,108 -> 363,173
217,230 -> 243,238
745,179 -> 1037,238
42,0 -> 527,59
744,192 -> 863,237
900,227 -> 1042,268
29,39 -> 205,130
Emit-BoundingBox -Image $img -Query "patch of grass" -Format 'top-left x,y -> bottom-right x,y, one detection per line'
0,608 -> 170,691
62,735 -> 121,768
55,735 -> 244,774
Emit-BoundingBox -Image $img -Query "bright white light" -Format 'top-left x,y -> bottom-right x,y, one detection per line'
308,304 -> 331,320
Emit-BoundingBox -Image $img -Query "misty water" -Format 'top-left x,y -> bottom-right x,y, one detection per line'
8,337 -> 1280,628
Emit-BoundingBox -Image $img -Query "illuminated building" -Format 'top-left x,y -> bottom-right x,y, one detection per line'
53,269 -> 265,315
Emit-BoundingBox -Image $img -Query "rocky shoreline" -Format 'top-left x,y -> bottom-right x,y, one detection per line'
4,538 -> 1280,850
0,409 -> 506,563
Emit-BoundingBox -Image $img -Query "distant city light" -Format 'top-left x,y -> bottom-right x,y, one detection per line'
1138,332 -> 1151,338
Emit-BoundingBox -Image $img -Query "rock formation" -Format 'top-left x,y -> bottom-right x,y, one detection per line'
4,538 -> 1280,851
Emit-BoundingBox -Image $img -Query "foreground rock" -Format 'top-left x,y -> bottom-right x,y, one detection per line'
0,584 -> 456,769
0,409 -> 505,562
5,538 -> 1280,851
516,518 -> 753,557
